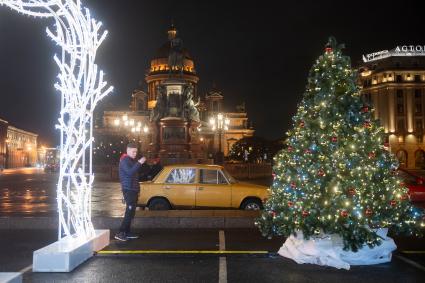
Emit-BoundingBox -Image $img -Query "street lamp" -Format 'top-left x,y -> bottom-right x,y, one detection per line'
113,114 -> 150,144
209,113 -> 230,164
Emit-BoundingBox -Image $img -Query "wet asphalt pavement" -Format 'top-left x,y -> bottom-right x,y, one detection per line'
0,168 -> 124,217
1,168 -> 425,282
1,228 -> 425,283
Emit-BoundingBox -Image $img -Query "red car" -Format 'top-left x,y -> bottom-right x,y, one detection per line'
397,169 -> 425,202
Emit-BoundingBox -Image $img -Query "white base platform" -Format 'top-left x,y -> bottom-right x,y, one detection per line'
0,273 -> 22,283
33,229 -> 110,272
278,228 -> 397,270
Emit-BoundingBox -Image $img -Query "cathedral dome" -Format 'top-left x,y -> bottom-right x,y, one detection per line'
154,41 -> 192,61
149,25 -> 196,74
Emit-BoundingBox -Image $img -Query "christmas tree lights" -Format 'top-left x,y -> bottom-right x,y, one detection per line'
257,37 -> 423,252
1,0 -> 113,239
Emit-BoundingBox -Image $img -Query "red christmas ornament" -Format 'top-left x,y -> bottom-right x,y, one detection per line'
368,152 -> 376,158
271,211 -> 277,217
288,146 -> 293,152
302,210 -> 310,217
383,142 -> 389,148
287,201 -> 294,207
325,47 -> 333,53
390,200 -> 397,207
300,121 -> 305,128
361,106 -> 369,113
348,188 -> 356,196
331,136 -> 338,143
401,194 -> 409,201
305,149 -> 311,154
365,208 -> 373,217
364,121 -> 371,128
317,169 -> 325,177
340,210 -> 348,217
400,182 -> 405,187
290,182 -> 296,188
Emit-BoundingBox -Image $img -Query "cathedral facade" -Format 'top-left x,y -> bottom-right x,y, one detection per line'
95,25 -> 254,164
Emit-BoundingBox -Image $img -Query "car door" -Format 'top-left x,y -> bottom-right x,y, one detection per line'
196,169 -> 231,208
163,168 -> 197,208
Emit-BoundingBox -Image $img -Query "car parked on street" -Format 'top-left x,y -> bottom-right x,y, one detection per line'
44,163 -> 59,173
138,164 -> 269,210
397,169 -> 425,202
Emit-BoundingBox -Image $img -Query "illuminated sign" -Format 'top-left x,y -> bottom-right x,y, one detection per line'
363,45 -> 425,62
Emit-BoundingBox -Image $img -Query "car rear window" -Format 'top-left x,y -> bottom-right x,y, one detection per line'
200,169 -> 228,184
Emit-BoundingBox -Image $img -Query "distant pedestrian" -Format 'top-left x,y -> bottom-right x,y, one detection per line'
138,160 -> 151,182
114,143 -> 146,242
147,156 -> 163,180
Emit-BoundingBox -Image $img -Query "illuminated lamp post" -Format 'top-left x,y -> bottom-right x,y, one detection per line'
209,113 -> 229,164
0,0 -> 113,272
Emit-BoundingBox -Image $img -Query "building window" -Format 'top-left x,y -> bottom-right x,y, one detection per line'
415,89 -> 422,115
396,75 -> 403,83
415,150 -> 425,168
416,119 -> 423,132
397,118 -> 405,132
396,150 -> 408,168
397,90 -> 404,115
415,74 -> 421,82
363,93 -> 372,104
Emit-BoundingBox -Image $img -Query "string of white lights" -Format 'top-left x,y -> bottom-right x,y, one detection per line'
0,0 -> 113,239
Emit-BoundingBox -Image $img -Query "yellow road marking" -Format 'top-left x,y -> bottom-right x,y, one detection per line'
97,250 -> 268,254
401,251 -> 425,254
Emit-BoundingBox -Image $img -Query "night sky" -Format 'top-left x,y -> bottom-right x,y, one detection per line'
0,0 -> 423,146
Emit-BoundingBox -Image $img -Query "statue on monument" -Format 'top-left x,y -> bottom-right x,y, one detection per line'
182,84 -> 200,122
236,101 -> 246,113
150,85 -> 167,122
168,35 -> 184,74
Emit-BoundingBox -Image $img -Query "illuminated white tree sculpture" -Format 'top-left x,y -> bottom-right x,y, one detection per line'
0,0 -> 113,239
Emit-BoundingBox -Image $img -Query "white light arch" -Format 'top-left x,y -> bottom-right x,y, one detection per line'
0,0 -> 113,239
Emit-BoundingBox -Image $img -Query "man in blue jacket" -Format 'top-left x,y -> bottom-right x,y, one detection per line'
115,143 -> 146,241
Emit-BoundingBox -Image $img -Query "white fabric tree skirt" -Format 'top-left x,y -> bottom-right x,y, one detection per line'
278,228 -> 396,270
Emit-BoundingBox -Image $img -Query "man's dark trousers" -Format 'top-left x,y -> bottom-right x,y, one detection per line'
119,190 -> 139,233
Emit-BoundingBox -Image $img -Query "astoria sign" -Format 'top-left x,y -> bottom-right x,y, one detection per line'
362,45 -> 425,62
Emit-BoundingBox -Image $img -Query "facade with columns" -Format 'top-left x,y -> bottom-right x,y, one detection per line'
0,117 -> 38,169
95,25 -> 254,161
0,118 -> 7,169
359,46 -> 425,169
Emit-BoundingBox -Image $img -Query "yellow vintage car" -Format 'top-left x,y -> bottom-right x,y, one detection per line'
138,164 -> 269,210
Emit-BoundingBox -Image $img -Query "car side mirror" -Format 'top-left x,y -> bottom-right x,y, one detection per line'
417,178 -> 423,185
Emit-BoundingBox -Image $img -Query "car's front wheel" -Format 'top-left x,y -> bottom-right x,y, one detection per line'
148,198 -> 171,210
241,198 -> 263,210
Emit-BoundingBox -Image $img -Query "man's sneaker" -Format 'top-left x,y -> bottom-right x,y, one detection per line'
114,232 -> 128,242
126,232 -> 140,239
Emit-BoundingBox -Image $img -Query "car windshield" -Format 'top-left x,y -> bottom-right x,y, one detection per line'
222,169 -> 237,184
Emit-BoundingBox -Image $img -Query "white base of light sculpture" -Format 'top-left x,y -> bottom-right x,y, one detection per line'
0,272 -> 22,283
33,230 -> 109,272
278,228 -> 396,270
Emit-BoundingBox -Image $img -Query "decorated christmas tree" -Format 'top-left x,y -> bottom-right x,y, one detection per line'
257,37 -> 423,254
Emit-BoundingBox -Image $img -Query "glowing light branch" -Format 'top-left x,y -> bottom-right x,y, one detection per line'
0,0 -> 113,239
